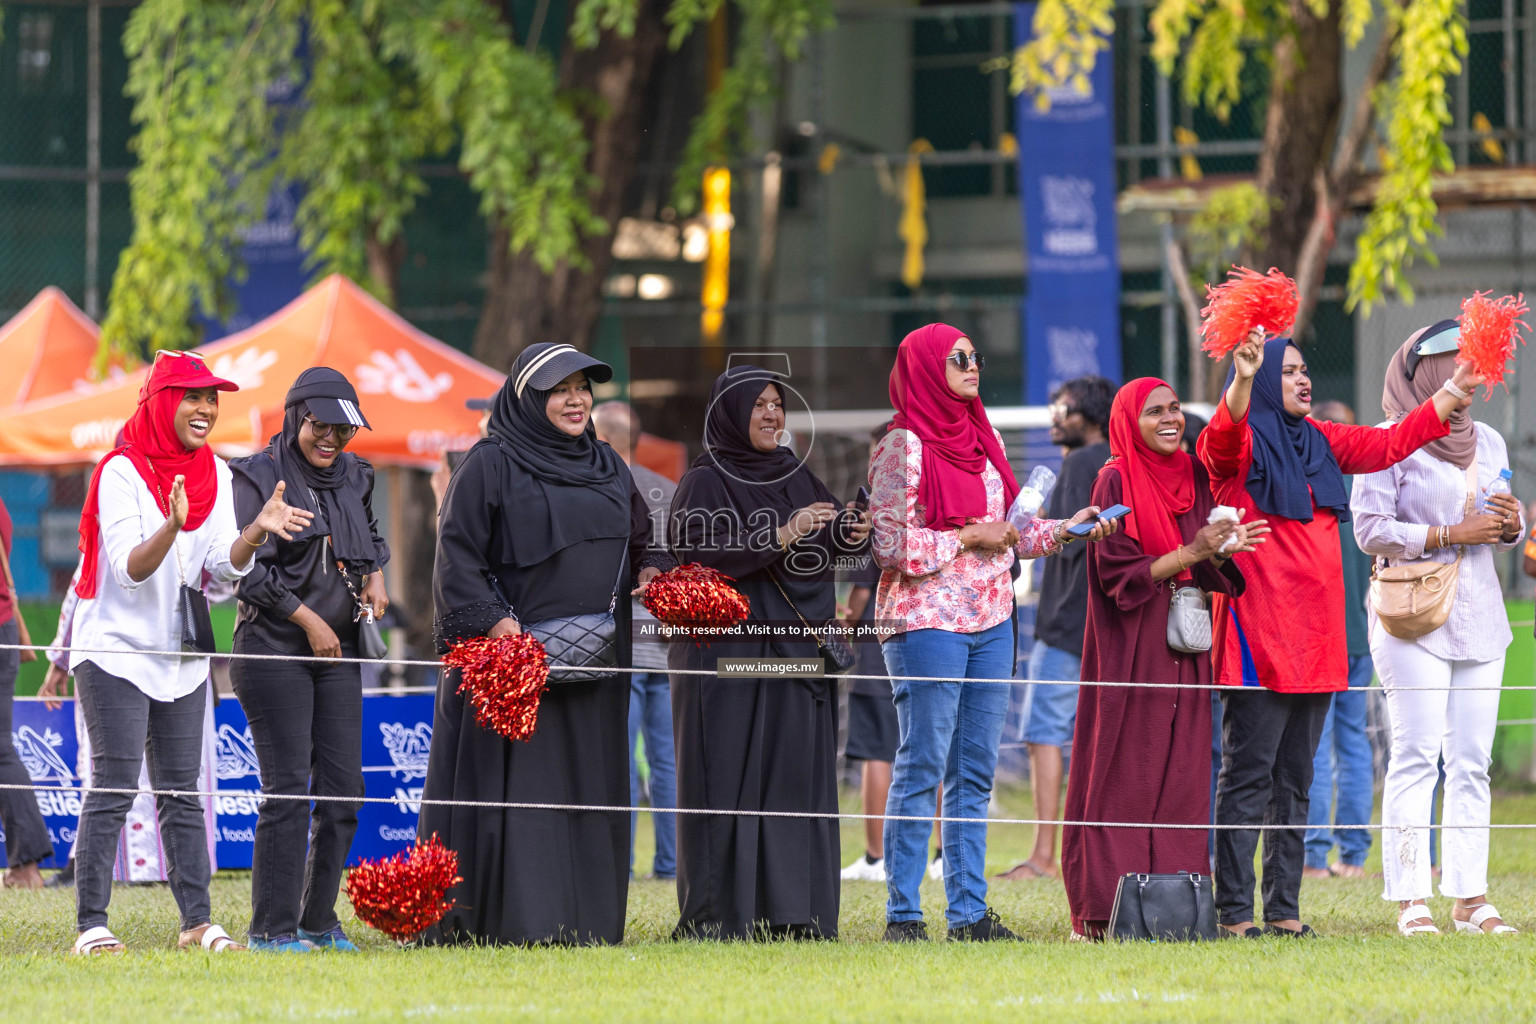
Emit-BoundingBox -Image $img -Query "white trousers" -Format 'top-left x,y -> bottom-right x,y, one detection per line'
1373,630 -> 1503,902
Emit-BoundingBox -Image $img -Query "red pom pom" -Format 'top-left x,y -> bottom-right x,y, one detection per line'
641,563 -> 751,639
1199,266 -> 1299,359
442,633 -> 550,743
1456,291 -> 1528,395
345,834 -> 461,943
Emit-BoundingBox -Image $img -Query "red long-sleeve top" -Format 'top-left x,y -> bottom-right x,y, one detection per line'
1196,398 -> 1449,693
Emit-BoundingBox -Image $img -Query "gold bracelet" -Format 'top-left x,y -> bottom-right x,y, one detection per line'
1175,546 -> 1189,573
242,526 -> 270,548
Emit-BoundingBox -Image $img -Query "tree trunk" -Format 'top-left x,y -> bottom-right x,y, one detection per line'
472,0 -> 672,370
1253,0 -> 1344,278
366,226 -> 405,306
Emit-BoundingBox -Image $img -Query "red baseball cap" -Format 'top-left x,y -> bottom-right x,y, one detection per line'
138,350 -> 239,403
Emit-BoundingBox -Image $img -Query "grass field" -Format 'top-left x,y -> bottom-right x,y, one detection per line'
4,787 -> 1536,1022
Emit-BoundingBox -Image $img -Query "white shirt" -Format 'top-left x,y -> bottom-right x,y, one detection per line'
1351,422 -> 1524,664
69,455 -> 251,700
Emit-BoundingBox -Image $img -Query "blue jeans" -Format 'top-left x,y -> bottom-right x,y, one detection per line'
1022,641 -> 1081,748
628,672 -> 676,878
1304,655 -> 1375,869
882,620 -> 1013,929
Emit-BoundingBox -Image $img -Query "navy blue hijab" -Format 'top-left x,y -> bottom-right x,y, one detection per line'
1225,336 -> 1349,523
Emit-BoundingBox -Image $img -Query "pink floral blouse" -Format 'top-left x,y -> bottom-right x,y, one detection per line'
870,427 -> 1063,636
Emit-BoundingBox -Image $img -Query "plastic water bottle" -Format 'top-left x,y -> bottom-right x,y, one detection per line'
1007,466 -> 1058,531
1480,468 -> 1513,513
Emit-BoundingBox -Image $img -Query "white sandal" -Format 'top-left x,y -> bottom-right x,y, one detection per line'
1397,904 -> 1440,936
1453,904 -> 1518,935
73,926 -> 126,955
179,924 -> 247,953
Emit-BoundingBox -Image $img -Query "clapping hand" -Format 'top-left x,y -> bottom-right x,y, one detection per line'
252,481 -> 315,541
1225,518 -> 1270,556
167,475 -> 189,529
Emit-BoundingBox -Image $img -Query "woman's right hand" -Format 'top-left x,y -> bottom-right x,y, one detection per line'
1231,329 -> 1265,381
779,502 -> 838,546
38,664 -> 71,712
305,620 -> 343,659
959,521 -> 1020,551
1185,520 -> 1238,561
1449,512 -> 1511,547
167,474 -> 189,530
488,617 -> 522,638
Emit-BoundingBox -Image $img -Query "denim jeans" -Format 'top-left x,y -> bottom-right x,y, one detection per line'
1021,640 -> 1081,748
74,662 -> 211,933
1304,655 -> 1375,869
230,632 -> 365,939
629,672 -> 676,878
882,620 -> 1012,929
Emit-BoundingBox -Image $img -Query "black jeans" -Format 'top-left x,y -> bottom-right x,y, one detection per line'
0,619 -> 54,868
230,631 -> 364,940
1214,688 -> 1331,925
75,661 -> 211,932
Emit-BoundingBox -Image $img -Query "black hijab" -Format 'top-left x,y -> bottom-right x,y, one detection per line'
481,344 -> 629,568
262,367 -> 378,564
1224,336 -> 1349,523
693,365 -> 821,523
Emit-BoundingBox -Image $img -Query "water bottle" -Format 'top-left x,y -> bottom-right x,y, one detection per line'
1480,468 -> 1513,513
1007,466 -> 1058,531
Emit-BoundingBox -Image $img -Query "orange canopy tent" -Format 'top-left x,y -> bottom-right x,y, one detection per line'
0,275 -> 503,469
0,287 -> 124,407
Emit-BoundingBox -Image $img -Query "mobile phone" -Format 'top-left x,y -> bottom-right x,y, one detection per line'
853,486 -> 870,509
1066,503 -> 1131,538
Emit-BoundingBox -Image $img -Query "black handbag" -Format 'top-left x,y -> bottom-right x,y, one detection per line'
1108,872 -> 1219,942
491,557 -> 627,681
337,561 -> 388,660
766,567 -> 854,675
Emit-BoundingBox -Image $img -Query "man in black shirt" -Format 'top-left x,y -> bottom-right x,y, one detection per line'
999,376 -> 1113,881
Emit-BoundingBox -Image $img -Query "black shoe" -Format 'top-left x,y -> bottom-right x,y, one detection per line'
948,907 -> 1020,942
45,862 -> 75,889
1221,925 -> 1263,939
1263,923 -> 1317,938
883,920 -> 929,943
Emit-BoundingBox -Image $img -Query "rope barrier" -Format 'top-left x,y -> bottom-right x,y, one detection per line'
4,643 -> 1534,692
0,780 -> 1522,831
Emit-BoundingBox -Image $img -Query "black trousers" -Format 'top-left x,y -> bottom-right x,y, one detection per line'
230,631 -> 364,940
1214,688 -> 1331,925
0,619 -> 55,869
75,662 -> 211,932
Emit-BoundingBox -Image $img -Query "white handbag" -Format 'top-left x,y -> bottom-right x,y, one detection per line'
1166,585 -> 1212,654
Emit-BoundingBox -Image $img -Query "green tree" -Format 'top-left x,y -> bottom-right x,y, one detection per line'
1013,0 -> 1465,339
101,0 -> 830,366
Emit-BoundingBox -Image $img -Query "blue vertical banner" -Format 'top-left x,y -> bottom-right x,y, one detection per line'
1013,4 -> 1122,402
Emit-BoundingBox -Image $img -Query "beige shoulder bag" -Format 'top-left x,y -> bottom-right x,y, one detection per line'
1368,460 -> 1477,641
0,533 -> 37,663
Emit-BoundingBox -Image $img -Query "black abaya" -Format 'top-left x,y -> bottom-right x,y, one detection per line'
421,441 -> 669,946
668,461 -> 860,940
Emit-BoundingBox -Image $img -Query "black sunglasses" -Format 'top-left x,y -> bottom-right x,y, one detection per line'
947,351 -> 986,372
304,416 -> 358,442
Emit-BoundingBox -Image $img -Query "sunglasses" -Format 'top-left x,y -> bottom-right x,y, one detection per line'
947,351 -> 986,372
304,416 -> 358,442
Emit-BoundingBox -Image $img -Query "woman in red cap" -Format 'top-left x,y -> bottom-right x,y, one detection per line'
69,351 -> 312,956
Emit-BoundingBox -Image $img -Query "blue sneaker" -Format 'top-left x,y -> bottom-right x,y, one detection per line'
297,925 -> 359,951
248,933 -> 314,953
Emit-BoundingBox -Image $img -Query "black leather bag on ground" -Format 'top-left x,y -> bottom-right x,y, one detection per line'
179,584 -> 216,655
1108,872 -> 1219,942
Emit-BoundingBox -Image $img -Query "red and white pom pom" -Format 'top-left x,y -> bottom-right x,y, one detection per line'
442,633 -> 550,743
345,834 -> 461,943
1199,266 -> 1299,359
1456,290 -> 1529,394
641,563 -> 751,638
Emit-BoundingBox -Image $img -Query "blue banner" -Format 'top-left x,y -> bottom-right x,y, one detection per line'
1014,3 -> 1122,402
3,692 -> 434,870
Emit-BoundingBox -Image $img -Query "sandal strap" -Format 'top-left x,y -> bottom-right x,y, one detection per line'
74,926 -> 122,954
199,924 -> 239,952
1466,904 -> 1504,929
1399,905 -> 1435,925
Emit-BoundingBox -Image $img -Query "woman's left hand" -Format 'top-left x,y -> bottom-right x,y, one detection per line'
632,565 -> 661,596
1062,506 -> 1121,545
843,502 -> 872,544
1222,518 -> 1271,557
360,571 -> 390,618
251,481 -> 315,541
1485,491 -> 1524,539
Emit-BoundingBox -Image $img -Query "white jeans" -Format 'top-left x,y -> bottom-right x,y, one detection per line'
1373,630 -> 1504,902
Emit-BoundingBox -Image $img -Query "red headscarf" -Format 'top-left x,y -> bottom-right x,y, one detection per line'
889,323 -> 1019,529
76,352 -> 238,599
1104,377 -> 1195,563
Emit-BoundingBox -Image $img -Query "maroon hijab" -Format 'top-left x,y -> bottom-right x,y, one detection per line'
888,323 -> 1019,529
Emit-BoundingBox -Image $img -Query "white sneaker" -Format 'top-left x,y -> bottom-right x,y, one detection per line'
841,856 -> 887,882
927,854 -> 944,881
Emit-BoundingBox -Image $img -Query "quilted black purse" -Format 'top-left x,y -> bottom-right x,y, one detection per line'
1108,872 -> 1219,942
492,557 -> 627,681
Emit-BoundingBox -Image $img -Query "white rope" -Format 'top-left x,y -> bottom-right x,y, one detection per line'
0,780 -> 1521,831
4,643 -> 1532,692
